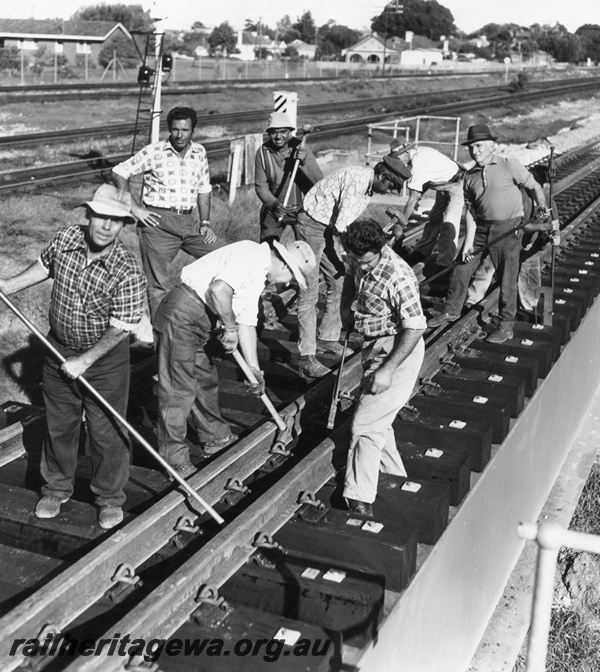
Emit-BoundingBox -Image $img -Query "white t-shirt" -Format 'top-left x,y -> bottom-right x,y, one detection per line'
181,241 -> 271,327
406,147 -> 459,192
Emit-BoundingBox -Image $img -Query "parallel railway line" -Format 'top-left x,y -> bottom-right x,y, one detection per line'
2,141 -> 600,670
2,76 -> 600,194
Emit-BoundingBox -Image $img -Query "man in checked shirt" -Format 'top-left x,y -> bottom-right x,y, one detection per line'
340,219 -> 426,517
112,106 -> 223,320
0,185 -> 146,529
295,156 -> 411,378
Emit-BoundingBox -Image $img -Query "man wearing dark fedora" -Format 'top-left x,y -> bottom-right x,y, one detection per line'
295,157 -> 411,377
255,111 -> 323,243
0,185 -> 146,529
428,124 -> 549,343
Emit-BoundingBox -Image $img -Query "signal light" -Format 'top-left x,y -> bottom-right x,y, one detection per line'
137,65 -> 155,85
161,53 -> 173,72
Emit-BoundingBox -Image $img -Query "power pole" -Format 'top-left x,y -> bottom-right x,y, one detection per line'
380,0 -> 403,75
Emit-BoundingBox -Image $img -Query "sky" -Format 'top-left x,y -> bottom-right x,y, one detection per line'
7,0 -> 599,35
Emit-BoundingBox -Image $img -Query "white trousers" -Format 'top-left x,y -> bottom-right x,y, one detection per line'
343,335 -> 424,504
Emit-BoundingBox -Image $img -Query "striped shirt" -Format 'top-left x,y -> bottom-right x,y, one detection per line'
352,245 -> 426,336
303,166 -> 374,233
112,140 -> 212,210
38,226 -> 146,351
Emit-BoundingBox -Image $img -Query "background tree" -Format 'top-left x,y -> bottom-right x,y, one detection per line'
292,11 -> 317,43
532,23 -> 583,63
277,15 -> 301,43
73,3 -> 152,31
371,0 -> 456,42
576,24 -> 600,63
316,23 -> 361,59
207,21 -> 237,56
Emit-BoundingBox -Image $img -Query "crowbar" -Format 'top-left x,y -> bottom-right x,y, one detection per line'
327,336 -> 349,430
231,349 -> 287,432
0,290 -> 225,525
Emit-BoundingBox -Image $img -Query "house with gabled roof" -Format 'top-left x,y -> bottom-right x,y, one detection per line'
0,18 -> 132,64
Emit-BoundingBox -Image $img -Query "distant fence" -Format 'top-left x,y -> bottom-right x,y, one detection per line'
0,46 -> 573,87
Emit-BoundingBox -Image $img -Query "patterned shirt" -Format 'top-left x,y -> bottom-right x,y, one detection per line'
464,155 -> 537,222
112,140 -> 212,209
352,245 -> 427,336
38,226 -> 146,351
302,166 -> 374,233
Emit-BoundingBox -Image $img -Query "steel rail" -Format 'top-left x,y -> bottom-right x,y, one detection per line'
3,79 -> 600,193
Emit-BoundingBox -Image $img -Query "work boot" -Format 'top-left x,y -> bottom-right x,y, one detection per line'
316,339 -> 345,356
298,355 -> 331,378
427,311 -> 460,328
98,505 -> 124,530
35,494 -> 69,519
166,461 -> 196,480
486,328 -> 513,344
202,433 -> 237,456
346,498 -> 374,517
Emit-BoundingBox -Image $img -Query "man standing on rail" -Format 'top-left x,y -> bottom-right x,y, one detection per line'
255,112 -> 323,243
295,157 -> 411,378
111,106 -> 223,320
391,141 -> 466,272
0,185 -> 146,529
154,239 -> 316,476
340,219 -> 426,516
428,124 -> 550,343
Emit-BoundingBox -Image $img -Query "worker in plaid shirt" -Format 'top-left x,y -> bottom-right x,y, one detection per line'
340,219 -> 426,516
0,185 -> 146,530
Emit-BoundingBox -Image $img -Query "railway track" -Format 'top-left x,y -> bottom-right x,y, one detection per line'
2,76 -> 600,194
2,140 -> 600,670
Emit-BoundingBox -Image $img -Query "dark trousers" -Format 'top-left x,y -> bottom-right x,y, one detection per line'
259,206 -> 299,243
154,284 -> 231,465
139,207 -> 225,320
444,217 -> 523,331
41,335 -> 130,507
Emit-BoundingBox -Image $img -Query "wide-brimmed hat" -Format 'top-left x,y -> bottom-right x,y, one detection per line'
461,124 -> 498,146
382,155 -> 412,182
389,139 -> 418,156
265,112 -> 295,132
273,240 -> 316,289
79,184 -> 134,221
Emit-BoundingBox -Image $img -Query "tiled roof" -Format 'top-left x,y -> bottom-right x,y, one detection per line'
0,18 -> 126,38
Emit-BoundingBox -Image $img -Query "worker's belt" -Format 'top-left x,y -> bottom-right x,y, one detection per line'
146,204 -> 194,215
428,168 -> 465,189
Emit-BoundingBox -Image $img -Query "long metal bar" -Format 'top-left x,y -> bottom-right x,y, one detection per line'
519,523 -> 600,672
0,290 -> 224,525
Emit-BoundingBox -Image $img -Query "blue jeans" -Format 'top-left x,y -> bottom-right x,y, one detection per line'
139,207 -> 225,320
154,284 -> 231,465
444,218 -> 523,331
41,334 -> 130,507
296,211 -> 345,356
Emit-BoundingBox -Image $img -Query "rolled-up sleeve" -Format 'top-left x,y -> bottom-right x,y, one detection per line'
109,270 -> 147,332
393,273 -> 427,331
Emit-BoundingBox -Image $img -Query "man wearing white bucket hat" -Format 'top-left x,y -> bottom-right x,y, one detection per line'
0,184 -> 146,529
154,239 -> 316,475
255,111 -> 323,243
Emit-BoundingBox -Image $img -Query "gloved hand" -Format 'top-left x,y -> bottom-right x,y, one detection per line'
245,367 -> 265,397
219,327 -> 238,353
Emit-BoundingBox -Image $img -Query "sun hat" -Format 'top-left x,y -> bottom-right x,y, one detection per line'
79,184 -> 134,221
272,240 -> 316,289
461,124 -> 498,146
265,112 -> 295,132
389,139 -> 418,156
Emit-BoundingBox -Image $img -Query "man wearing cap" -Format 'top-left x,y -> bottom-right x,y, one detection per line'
0,185 -> 146,529
295,157 -> 410,378
112,106 -> 224,320
154,239 -> 316,475
391,141 -> 466,271
428,124 -> 549,343
340,219 -> 426,516
255,112 -> 323,243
